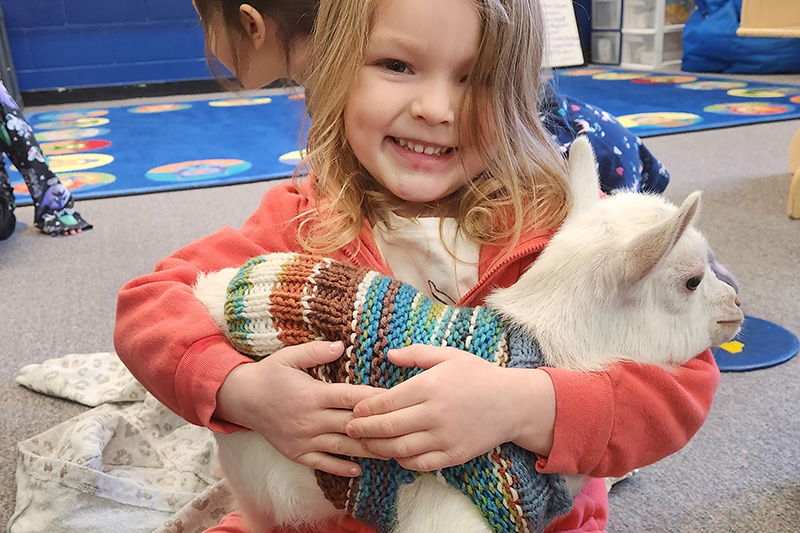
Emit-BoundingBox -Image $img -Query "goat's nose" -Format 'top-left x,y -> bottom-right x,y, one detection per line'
735,297 -> 741,307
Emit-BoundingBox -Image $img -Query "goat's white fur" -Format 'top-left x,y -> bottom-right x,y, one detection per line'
194,137 -> 743,533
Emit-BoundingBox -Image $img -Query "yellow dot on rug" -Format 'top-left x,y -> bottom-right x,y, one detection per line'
719,341 -> 745,354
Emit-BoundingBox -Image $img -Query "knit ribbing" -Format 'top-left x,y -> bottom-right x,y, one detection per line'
223,253 -> 573,533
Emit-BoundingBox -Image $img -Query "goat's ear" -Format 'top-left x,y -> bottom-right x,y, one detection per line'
567,136 -> 601,218
624,191 -> 702,283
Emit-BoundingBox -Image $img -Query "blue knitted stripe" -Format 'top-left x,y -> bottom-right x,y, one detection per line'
470,306 -> 505,361
431,304 -> 457,346
225,255 -> 265,357
441,451 -> 522,531
352,457 -> 409,531
411,293 -> 429,342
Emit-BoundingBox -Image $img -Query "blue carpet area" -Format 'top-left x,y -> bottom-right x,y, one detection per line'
10,70 -> 800,204
552,67 -> 800,136
10,91 -> 308,206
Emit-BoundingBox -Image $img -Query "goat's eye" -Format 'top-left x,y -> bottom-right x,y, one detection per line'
685,274 -> 703,291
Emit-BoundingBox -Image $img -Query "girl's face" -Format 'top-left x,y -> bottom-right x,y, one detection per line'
344,0 -> 486,216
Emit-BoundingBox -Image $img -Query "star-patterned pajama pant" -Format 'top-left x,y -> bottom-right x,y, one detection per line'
0,80 -> 91,238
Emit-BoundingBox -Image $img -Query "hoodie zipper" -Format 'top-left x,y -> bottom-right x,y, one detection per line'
459,238 -> 549,307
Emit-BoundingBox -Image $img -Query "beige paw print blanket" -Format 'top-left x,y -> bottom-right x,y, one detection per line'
10,352 -> 235,533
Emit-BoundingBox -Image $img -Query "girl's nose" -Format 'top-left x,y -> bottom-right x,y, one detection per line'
411,79 -> 457,125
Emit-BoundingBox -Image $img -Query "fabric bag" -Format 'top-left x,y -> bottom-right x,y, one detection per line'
9,352 -> 233,533
682,0 -> 800,73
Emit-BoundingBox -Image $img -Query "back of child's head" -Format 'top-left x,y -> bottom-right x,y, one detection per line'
300,0 -> 571,255
194,0 -> 317,75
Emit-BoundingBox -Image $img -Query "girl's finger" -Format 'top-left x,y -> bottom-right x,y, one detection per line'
277,341 -> 345,370
321,382 -> 384,410
386,345 -> 462,369
346,407 -> 429,439
296,451 -> 362,477
359,431 -> 436,460
396,450 -> 463,472
312,408 -> 361,434
312,433 -> 388,460
352,378 -> 427,417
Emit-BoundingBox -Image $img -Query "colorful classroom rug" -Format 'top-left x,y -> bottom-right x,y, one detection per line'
9,69 -> 800,204
9,91 -> 308,206
552,67 -> 800,137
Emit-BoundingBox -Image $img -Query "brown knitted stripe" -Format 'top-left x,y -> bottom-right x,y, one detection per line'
305,258 -> 367,342
268,254 -> 319,346
370,278 -> 402,387
315,469 -> 350,510
306,259 -> 369,384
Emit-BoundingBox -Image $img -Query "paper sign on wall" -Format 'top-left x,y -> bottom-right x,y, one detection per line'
542,0 -> 585,67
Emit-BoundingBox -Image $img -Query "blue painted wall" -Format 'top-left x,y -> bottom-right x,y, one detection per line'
0,0 -> 213,92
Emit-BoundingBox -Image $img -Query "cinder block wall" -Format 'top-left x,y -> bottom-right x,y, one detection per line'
0,0 -> 211,92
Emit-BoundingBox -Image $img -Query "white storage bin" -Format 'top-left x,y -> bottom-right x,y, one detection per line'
661,29 -> 684,62
621,32 -> 655,65
592,0 -> 622,29
620,28 -> 684,67
623,0 -> 657,29
592,31 -> 621,63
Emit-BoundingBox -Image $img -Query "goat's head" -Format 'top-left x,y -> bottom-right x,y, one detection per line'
489,137 -> 743,370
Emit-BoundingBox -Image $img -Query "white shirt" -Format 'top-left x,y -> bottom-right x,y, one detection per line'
373,213 -> 480,305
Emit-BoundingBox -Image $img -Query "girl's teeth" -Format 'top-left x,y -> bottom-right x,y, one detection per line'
395,138 -> 446,156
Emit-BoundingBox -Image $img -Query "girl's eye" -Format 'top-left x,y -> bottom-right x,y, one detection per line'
381,59 -> 409,73
685,274 -> 703,291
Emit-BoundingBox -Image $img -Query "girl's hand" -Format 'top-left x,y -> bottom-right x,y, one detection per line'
215,341 -> 384,477
346,345 -> 556,472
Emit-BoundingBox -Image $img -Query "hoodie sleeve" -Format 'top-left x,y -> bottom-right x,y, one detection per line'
535,349 -> 720,478
114,181 -> 310,432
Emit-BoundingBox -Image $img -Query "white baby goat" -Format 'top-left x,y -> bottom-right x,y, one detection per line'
195,137 -> 743,533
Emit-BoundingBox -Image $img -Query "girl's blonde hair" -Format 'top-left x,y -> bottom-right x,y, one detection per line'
299,0 -> 571,255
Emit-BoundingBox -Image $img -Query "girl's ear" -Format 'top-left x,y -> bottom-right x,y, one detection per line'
238,4 -> 273,49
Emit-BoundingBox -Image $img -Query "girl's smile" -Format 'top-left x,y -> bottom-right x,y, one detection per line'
387,136 -> 458,173
391,137 -> 455,157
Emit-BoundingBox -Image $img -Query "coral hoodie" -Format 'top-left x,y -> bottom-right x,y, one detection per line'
115,179 -> 720,532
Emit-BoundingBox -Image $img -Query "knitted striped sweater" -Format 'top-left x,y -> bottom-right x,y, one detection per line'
223,253 -> 572,533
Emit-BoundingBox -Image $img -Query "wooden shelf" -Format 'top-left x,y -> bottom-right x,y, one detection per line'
738,0 -> 800,38
737,26 -> 800,38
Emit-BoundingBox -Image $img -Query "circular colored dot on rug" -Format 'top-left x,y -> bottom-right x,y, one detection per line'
34,127 -> 110,142
678,81 -> 748,91
632,75 -> 698,84
33,109 -> 109,122
703,102 -> 793,115
48,153 -> 114,173
617,112 -> 702,129
208,97 -> 273,107
128,104 -> 193,113
39,139 -> 111,156
35,117 -> 110,130
146,159 -> 253,182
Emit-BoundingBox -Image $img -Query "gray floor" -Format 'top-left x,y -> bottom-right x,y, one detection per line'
1,73 -> 799,531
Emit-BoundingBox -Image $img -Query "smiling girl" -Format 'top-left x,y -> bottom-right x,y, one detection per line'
115,1 -> 720,531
